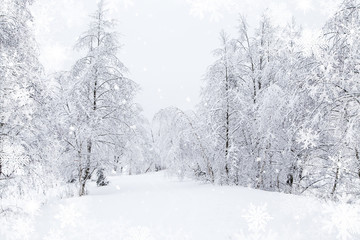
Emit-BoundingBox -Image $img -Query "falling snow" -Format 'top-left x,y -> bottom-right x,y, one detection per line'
2,1 -> 360,240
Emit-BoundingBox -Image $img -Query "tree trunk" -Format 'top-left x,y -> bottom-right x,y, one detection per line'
0,157 -> 2,177
79,140 -> 92,196
224,63 -> 230,182
355,148 -> 360,178
256,159 -> 265,189
79,181 -> 86,196
0,130 -> 3,177
225,111 -> 230,180
85,139 -> 92,178
331,158 -> 340,196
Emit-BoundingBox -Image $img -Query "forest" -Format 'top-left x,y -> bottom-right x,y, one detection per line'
1,0 -> 360,239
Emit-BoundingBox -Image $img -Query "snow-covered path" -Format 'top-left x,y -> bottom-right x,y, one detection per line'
31,172 -> 353,240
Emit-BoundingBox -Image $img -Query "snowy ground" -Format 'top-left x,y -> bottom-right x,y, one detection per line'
24,171 -> 360,240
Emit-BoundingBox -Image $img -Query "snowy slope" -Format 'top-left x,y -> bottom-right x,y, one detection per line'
27,171 -> 358,240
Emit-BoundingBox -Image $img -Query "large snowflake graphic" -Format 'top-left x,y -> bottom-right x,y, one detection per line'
242,203 -> 273,232
231,203 -> 276,240
296,128 -> 319,149
323,195 -> 360,240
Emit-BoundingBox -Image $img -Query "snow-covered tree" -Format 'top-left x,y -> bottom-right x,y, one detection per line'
57,0 -> 140,196
119,115 -> 158,175
197,31 -> 243,184
307,0 -> 360,197
0,0 -> 73,220
0,0 -> 42,180
152,107 -> 212,181
231,13 -> 289,190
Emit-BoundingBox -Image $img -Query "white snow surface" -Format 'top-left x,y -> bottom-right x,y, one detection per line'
26,171 -> 358,240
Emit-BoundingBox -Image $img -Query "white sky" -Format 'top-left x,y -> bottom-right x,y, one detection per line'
31,0 -> 341,120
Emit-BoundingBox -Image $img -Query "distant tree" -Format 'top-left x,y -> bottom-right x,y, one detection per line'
118,114 -> 158,175
152,107 -> 212,181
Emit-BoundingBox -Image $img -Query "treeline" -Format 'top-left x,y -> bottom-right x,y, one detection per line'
152,0 -> 360,199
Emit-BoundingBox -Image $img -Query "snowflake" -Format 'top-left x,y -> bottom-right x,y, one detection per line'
242,203 -> 273,233
322,194 -> 360,240
125,226 -> 154,240
233,204 -> 276,240
54,204 -> 82,228
296,128 -> 319,149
